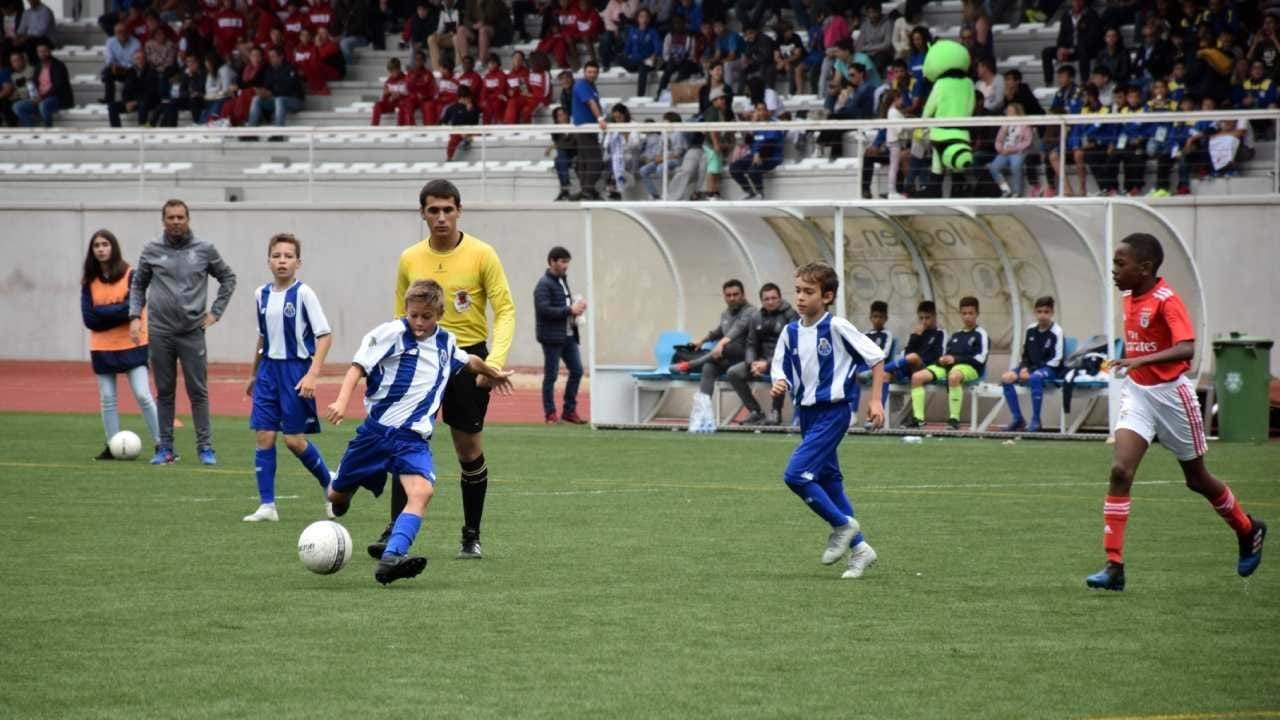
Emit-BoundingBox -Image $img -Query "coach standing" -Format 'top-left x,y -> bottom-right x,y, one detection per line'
570,60 -> 607,201
534,246 -> 587,424
371,179 -> 515,560
129,199 -> 237,466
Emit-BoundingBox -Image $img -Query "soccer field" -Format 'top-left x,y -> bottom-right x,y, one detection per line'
1,412 -> 1277,720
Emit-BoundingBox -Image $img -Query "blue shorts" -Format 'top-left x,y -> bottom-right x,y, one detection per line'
250,358 -> 320,434
784,402 -> 850,486
331,420 -> 436,497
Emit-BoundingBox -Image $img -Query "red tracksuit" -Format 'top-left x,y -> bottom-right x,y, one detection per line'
479,68 -> 508,124
425,73 -> 459,125
292,46 -> 328,94
372,71 -> 415,126
281,9 -> 311,48
305,1 -> 335,33
211,8 -> 246,58
504,69 -> 550,124
536,5 -> 577,68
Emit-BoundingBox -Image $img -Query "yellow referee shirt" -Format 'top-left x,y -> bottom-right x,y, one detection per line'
395,232 -> 516,370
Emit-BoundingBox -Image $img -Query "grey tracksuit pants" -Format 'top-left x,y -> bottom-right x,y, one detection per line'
149,327 -> 212,450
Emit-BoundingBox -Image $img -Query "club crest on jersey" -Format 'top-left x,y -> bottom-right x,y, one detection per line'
283,301 -> 296,318
454,290 -> 471,313
186,250 -> 199,264
439,348 -> 449,366
1139,309 -> 1151,328
817,338 -> 833,357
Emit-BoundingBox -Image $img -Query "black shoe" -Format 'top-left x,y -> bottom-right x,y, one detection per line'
367,522 -> 392,560
1239,515 -> 1267,577
607,191 -> 622,201
457,527 -> 483,559
330,496 -> 350,517
743,191 -> 758,199
267,135 -> 285,142
902,417 -> 925,429
555,189 -> 571,201
946,418 -> 961,431
741,410 -> 766,425
238,135 -> 260,142
375,554 -> 428,585
580,189 -> 602,201
1085,561 -> 1126,591
765,411 -> 782,426
94,444 -> 114,460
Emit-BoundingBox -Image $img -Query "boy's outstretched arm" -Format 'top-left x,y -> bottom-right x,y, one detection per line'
326,364 -> 366,424
466,354 -> 516,396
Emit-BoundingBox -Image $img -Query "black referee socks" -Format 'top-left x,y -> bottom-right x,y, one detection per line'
460,454 -> 488,537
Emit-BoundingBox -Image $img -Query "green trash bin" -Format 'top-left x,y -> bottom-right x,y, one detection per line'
1211,333 -> 1274,443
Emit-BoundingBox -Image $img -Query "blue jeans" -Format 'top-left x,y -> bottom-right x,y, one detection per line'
638,158 -> 679,198
340,35 -> 370,64
198,98 -> 226,124
554,148 -> 576,188
729,155 -> 780,196
96,366 -> 161,443
988,153 -> 1026,195
540,340 -> 583,415
14,96 -> 60,127
248,95 -> 303,127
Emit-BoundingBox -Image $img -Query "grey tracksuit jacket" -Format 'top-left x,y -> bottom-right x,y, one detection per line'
129,232 -> 237,335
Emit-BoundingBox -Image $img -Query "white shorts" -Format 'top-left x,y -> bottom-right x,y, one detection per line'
1115,376 -> 1207,461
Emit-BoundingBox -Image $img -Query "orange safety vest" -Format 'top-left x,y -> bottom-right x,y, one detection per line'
88,269 -> 147,352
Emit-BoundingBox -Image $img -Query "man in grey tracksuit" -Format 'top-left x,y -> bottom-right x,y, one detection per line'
726,282 -> 797,425
670,278 -> 754,397
128,200 -> 237,465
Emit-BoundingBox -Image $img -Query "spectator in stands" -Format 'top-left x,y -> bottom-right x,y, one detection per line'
313,26 -> 345,83
101,22 -> 141,105
815,7 -> 849,95
200,51 -> 235,122
670,0 -> 699,33
1168,93 -> 1206,192
505,50 -> 552,123
426,0 -> 463,70
1237,59 -> 1278,138
307,0 -> 336,33
745,74 -> 782,116
0,52 -> 16,126
444,85 -> 480,158
1145,78 -> 1178,196
457,53 -> 482,95
570,0 -> 603,68
740,24 -> 776,90
405,2 -> 436,61
571,60 -> 607,199
1047,75 -> 1087,196
404,49 -> 435,123
700,85 -> 731,199
549,106 -> 578,199
336,0 -> 372,63
537,0 -> 575,68
292,28 -> 329,95
457,0 -> 512,72
620,7 -> 660,96
638,0 -> 671,34
892,2 -> 920,60
1090,66 -> 1116,108
637,110 -> 686,198
0,0 -> 21,65
161,54 -> 207,126
960,0 -> 994,67
1133,20 -> 1177,91
655,15 -> 697,99
12,0 -> 51,63
988,102 -> 1033,197
669,279 -> 755,403
698,59 -> 731,112
711,19 -> 745,89
604,102 -> 636,199
534,246 -> 587,424
1115,84 -> 1149,195
555,67 -> 573,109
730,101 -> 783,198
476,52 -> 506,123
144,12 -> 178,73
975,57 -> 1000,113
597,0 -> 636,70
856,2 -> 894,72
13,39 -> 67,127
281,0 -> 311,48
225,45 -> 265,125
1097,28 -> 1132,85
372,57 -> 413,124
727,283 -> 795,425
667,121 -> 704,199
210,0 -> 245,59
1042,0 -> 1103,86
734,0 -> 768,32
424,56 -> 458,124
861,86 -> 904,198
246,45 -> 305,134
1080,83 -> 1121,195
1206,108 -> 1250,177
1247,14 -> 1280,80
772,21 -> 804,95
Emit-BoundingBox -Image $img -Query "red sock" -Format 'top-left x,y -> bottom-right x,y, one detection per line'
1103,495 -> 1131,565
1209,486 -> 1253,535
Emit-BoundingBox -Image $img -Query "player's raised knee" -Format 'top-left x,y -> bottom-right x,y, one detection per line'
948,371 -> 964,386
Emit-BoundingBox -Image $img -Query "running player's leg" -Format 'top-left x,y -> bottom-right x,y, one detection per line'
1087,380 -> 1153,590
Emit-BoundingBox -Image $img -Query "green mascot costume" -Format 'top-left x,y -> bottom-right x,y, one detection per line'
923,39 -> 975,176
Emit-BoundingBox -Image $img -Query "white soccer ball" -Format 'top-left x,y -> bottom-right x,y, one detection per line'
298,520 -> 353,575
108,430 -> 142,460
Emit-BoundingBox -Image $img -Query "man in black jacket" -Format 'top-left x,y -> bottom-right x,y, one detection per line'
534,246 -> 588,424
725,282 -> 797,425
1040,0 -> 1102,85
108,49 -> 160,127
246,45 -> 305,132
13,38 -> 71,126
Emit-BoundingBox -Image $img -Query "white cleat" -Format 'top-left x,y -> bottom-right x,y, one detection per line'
822,519 -> 861,565
324,502 -> 336,520
841,541 -> 878,579
325,470 -> 339,518
242,503 -> 279,522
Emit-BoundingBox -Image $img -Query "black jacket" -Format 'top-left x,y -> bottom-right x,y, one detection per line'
534,270 -> 578,345
121,65 -> 161,107
262,61 -> 305,99
34,56 -> 74,108
1054,8 -> 1102,56
1132,39 -> 1176,83
745,301 -> 798,364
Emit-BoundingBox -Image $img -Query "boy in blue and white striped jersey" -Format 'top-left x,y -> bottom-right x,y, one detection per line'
324,279 -> 513,586
243,234 -> 336,523
771,263 -> 887,579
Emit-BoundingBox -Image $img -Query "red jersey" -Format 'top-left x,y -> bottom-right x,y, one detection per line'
1122,278 -> 1195,386
481,69 -> 507,101
212,8 -> 246,49
572,7 -> 600,38
408,67 -> 437,101
282,9 -> 310,44
505,65 -> 528,92
526,69 -> 551,101
435,73 -> 460,103
306,2 -> 334,31
382,71 -> 410,100
292,46 -> 316,71
458,70 -> 481,95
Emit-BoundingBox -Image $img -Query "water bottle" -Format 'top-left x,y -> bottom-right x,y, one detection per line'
573,294 -> 586,328
901,435 -> 923,444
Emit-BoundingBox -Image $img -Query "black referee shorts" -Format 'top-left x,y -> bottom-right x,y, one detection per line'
441,342 -> 492,434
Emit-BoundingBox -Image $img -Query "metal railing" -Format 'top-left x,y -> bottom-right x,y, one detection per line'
4,109 -> 1278,201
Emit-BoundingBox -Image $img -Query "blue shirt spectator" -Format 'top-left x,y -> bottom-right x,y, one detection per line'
623,23 -> 661,62
571,75 -> 600,125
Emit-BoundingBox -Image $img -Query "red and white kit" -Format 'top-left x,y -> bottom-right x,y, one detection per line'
1116,278 -> 1205,460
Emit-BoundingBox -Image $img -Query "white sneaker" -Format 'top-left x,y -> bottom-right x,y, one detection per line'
842,541 -> 878,578
325,470 -> 338,518
243,503 -> 278,522
822,519 -> 860,565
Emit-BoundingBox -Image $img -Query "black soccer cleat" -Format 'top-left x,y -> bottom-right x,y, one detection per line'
1086,561 -> 1126,592
367,522 -> 393,560
95,445 -> 114,461
901,417 -> 925,430
374,554 -> 428,585
946,418 -> 961,431
457,527 -> 483,559
1238,516 -> 1267,578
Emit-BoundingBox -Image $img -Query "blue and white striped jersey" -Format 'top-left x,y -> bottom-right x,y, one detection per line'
352,319 -> 470,439
866,328 -> 896,359
771,313 -> 887,407
255,281 -> 331,360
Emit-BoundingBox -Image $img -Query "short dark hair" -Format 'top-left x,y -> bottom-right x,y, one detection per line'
1093,65 -> 1112,79
959,296 -> 980,311
162,198 -> 189,218
1003,68 -> 1022,82
1034,295 -> 1055,309
547,246 -> 571,262
419,179 -> 462,209
722,278 -> 745,292
584,60 -> 600,70
795,262 -> 839,299
870,300 -> 888,314
977,57 -> 995,74
269,233 -> 301,257
917,300 -> 936,315
1057,64 -> 1076,78
1121,232 -> 1164,274
759,282 -> 781,298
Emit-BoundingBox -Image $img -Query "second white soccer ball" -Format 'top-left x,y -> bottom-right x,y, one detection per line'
108,430 -> 142,460
298,520 -> 353,574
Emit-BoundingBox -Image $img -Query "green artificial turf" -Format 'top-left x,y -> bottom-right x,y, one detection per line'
1,412 -> 1277,720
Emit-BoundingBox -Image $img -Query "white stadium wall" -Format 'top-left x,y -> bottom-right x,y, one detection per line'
1,199 -> 1278,378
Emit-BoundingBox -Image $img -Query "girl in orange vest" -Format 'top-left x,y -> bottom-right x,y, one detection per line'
81,230 -> 160,460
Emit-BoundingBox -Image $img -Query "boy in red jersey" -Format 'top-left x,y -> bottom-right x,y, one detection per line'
1087,233 -> 1266,591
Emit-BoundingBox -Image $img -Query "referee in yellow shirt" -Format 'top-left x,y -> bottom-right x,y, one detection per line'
369,179 -> 517,560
